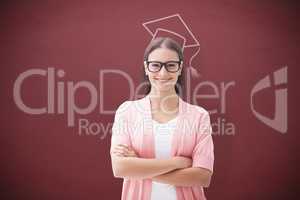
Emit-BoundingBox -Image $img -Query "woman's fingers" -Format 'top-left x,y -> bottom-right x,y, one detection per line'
126,149 -> 137,157
115,145 -> 130,154
115,144 -> 129,150
112,149 -> 125,156
113,145 -> 130,156
112,152 -> 124,157
118,144 -> 129,148
113,148 -> 126,154
113,144 -> 138,157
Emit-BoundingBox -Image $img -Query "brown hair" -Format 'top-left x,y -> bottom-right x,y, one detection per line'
141,37 -> 185,96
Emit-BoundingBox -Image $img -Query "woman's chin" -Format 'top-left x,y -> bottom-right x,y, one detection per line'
153,84 -> 174,92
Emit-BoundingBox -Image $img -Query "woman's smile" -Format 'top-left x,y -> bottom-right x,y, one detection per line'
154,78 -> 172,83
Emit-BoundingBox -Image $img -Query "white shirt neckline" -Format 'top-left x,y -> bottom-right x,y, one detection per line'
152,115 -> 179,125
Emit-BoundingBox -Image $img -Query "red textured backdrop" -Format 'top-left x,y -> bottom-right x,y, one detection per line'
0,0 -> 299,199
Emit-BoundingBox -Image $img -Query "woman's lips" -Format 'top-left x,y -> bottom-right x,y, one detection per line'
154,78 -> 171,82
154,78 -> 172,84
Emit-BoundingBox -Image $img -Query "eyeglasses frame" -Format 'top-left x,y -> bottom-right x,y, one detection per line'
145,60 -> 183,73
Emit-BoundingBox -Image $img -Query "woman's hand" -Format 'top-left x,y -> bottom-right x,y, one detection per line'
112,144 -> 138,157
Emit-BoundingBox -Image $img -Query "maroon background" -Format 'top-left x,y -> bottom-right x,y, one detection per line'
0,0 -> 299,199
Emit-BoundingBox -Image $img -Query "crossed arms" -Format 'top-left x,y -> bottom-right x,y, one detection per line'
111,144 -> 212,187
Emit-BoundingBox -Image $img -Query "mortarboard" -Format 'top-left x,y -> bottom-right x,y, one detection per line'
143,14 -> 201,77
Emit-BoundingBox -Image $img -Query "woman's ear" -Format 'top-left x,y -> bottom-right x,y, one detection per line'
144,61 -> 148,76
179,63 -> 183,75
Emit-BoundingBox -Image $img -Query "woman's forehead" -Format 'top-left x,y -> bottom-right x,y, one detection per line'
148,48 -> 180,61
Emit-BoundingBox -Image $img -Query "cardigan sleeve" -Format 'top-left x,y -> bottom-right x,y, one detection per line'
110,101 -> 132,155
191,110 -> 214,173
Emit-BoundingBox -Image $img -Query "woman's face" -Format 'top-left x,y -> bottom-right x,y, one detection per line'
144,48 -> 182,93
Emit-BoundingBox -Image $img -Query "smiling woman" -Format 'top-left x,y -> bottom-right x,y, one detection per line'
142,37 -> 185,97
110,37 -> 214,200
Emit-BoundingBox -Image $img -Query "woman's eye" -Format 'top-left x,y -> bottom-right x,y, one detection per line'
150,63 -> 160,67
166,63 -> 178,69
167,64 -> 176,67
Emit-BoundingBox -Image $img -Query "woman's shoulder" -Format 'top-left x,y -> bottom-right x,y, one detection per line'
114,100 -> 133,117
183,100 -> 210,117
114,98 -> 142,116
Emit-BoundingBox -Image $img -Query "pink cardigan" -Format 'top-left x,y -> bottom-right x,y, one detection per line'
110,95 -> 214,200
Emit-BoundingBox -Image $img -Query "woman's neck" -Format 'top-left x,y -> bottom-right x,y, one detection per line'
148,88 -> 179,114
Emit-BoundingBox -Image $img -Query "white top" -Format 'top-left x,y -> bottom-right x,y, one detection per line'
150,116 -> 178,200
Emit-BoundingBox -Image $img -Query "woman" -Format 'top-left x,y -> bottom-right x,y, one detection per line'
110,37 -> 214,200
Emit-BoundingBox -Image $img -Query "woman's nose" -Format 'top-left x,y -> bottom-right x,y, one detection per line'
158,65 -> 169,76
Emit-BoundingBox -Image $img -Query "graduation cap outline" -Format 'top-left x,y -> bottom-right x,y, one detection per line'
142,14 -> 200,77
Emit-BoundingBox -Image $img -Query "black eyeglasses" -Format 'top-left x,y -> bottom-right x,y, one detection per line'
145,60 -> 182,73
